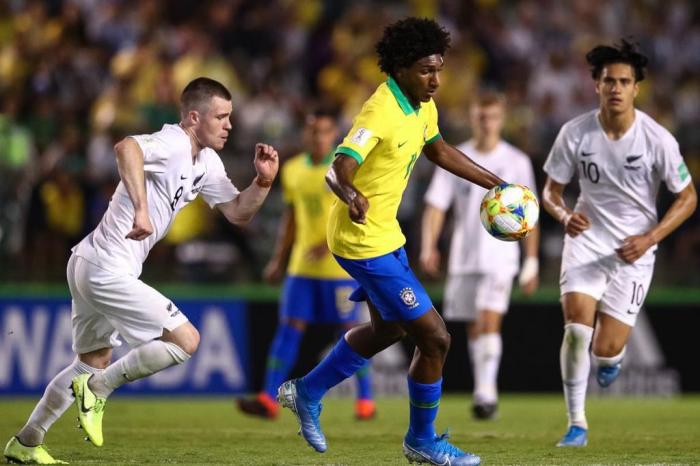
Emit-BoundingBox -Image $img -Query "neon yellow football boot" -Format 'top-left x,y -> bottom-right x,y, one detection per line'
3,437 -> 68,464
71,374 -> 106,447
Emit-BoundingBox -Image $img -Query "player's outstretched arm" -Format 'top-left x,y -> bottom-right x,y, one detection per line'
519,225 -> 540,295
263,205 -> 295,283
542,177 -> 591,237
218,143 -> 279,225
419,204 -> 445,277
114,137 -> 153,241
423,138 -> 503,190
326,154 -> 369,224
617,182 -> 697,263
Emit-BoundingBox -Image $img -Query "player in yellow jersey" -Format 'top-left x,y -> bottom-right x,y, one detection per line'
237,109 -> 375,420
278,18 -> 507,465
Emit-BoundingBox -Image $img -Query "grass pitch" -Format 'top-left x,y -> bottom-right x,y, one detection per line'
1,394 -> 699,465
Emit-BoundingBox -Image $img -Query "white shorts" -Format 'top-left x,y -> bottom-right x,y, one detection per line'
67,254 -> 189,353
442,273 -> 513,322
560,239 -> 654,327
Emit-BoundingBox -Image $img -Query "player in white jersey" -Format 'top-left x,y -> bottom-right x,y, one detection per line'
420,92 -> 540,420
4,77 -> 279,464
542,40 -> 696,447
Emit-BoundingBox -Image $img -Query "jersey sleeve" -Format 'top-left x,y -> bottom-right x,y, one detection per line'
543,124 -> 576,184
424,100 -> 441,145
656,136 -> 692,193
424,165 -> 456,211
336,107 -> 383,165
200,153 -> 240,208
129,134 -> 169,173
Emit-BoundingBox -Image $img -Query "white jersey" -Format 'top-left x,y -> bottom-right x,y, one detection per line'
424,140 -> 536,276
73,124 -> 239,277
543,109 -> 692,265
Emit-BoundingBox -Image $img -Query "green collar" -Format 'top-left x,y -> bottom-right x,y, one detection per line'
304,151 -> 335,166
387,76 -> 420,115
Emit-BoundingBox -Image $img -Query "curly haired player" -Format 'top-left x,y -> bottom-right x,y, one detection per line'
278,17 -> 507,466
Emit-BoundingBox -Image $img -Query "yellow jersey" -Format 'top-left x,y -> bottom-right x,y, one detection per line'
328,77 -> 441,259
282,152 -> 350,279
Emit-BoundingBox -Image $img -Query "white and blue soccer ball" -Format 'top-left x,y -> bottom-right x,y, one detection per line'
480,183 -> 539,241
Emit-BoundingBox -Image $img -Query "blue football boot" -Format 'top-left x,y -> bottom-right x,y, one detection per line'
277,379 -> 327,453
403,430 -> 481,465
596,363 -> 622,387
556,425 -> 588,447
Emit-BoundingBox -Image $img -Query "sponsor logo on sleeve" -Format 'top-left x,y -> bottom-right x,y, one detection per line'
678,162 -> 689,182
167,302 -> 181,318
350,128 -> 372,147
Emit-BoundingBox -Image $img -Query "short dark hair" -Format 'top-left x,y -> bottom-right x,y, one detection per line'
375,17 -> 451,77
586,39 -> 649,82
180,77 -> 231,114
309,104 -> 340,122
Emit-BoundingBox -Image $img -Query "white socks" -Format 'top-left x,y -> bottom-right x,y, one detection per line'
89,340 -> 190,398
17,358 -> 102,446
16,341 -> 190,446
592,347 -> 625,367
560,323 -> 593,429
469,333 -> 502,404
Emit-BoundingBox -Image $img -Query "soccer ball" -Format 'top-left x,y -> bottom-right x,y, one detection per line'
480,183 -> 539,241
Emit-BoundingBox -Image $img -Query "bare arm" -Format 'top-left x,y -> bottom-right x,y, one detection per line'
325,154 -> 369,224
423,138 -> 504,189
217,143 -> 279,225
114,137 -> 153,240
519,224 -> 540,295
262,205 -> 295,283
617,182 -> 697,263
419,204 -> 446,277
542,177 -> 591,236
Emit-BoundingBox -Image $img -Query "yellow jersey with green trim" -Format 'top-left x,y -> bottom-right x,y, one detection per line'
282,152 -> 350,279
328,77 -> 441,259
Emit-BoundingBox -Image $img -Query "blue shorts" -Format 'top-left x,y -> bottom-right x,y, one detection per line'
280,276 -> 360,324
334,247 -> 433,322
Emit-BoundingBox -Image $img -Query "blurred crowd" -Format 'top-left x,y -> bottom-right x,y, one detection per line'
1,0 -> 698,284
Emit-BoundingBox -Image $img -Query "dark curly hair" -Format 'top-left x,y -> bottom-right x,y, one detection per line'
376,18 -> 451,77
585,39 -> 649,82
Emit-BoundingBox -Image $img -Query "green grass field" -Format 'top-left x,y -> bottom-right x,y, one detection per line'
2,395 -> 699,465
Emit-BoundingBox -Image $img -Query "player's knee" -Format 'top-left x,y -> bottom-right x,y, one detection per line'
421,329 -> 451,357
437,330 -> 451,355
591,340 -> 623,358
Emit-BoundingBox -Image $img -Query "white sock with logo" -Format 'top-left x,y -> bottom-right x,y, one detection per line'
472,333 -> 502,404
560,323 -> 593,429
89,340 -> 191,398
17,358 -> 102,446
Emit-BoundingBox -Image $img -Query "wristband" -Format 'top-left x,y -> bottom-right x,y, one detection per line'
561,212 -> 573,227
255,176 -> 273,188
518,256 -> 539,286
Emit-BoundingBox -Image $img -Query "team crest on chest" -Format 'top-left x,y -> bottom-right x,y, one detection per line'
400,287 -> 419,309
